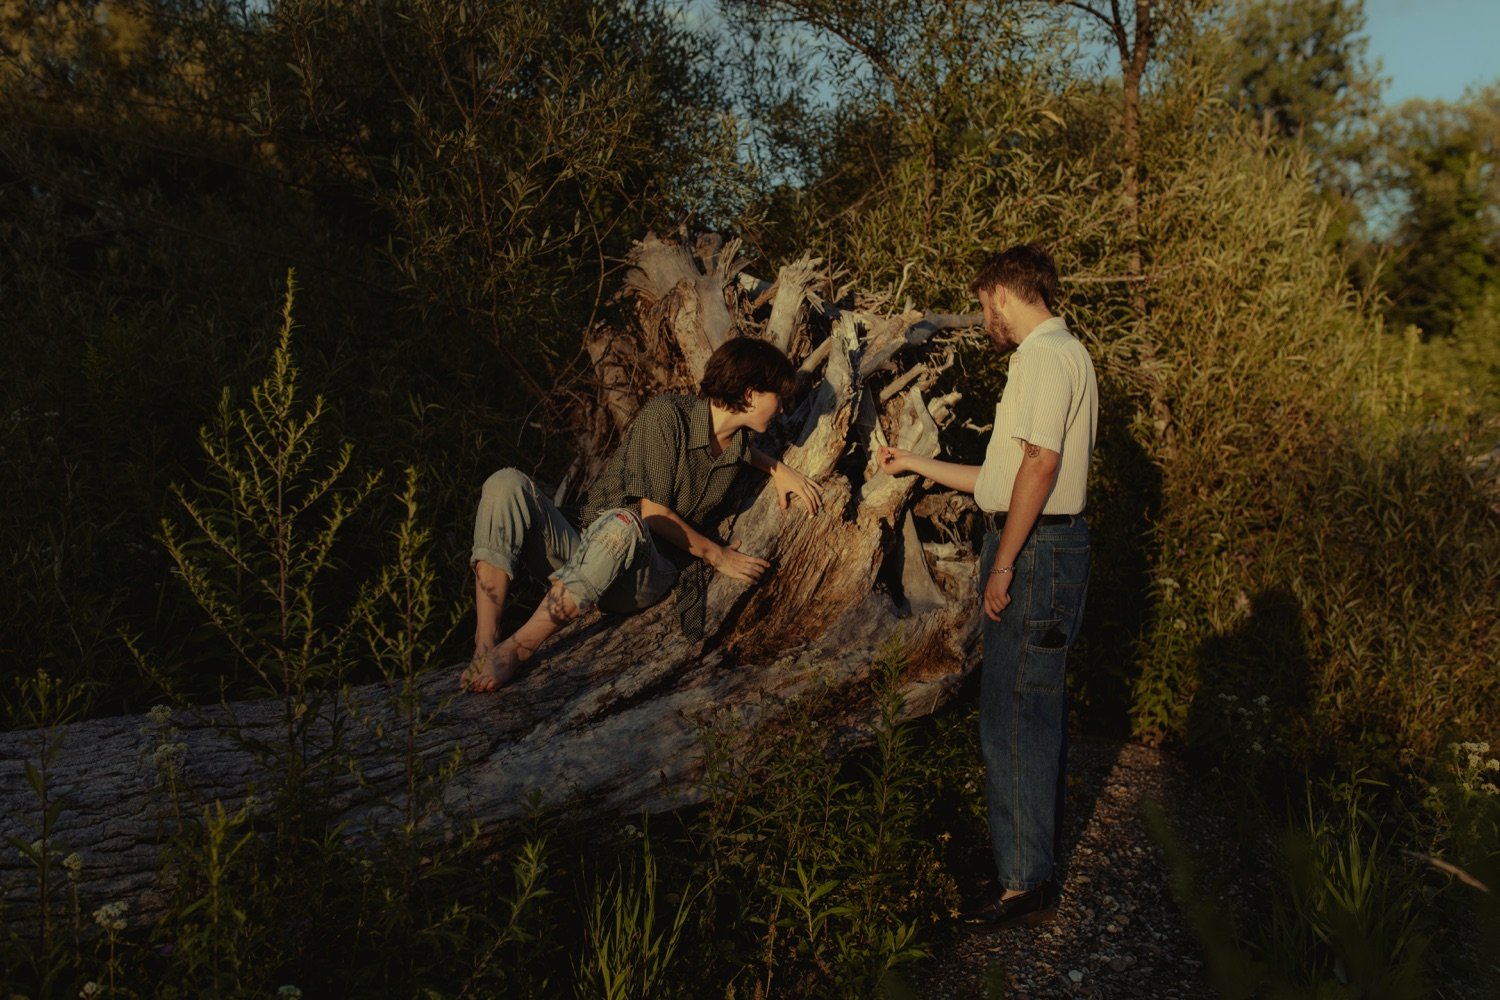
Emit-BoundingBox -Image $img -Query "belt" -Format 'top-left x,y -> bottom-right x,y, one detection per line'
982,511 -> 1079,532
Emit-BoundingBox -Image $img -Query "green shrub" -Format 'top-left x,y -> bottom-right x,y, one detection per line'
692,641 -> 957,998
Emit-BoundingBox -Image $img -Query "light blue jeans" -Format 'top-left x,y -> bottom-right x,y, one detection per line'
471,468 -> 678,614
978,517 -> 1090,891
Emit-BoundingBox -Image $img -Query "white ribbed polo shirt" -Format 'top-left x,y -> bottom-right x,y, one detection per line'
973,317 -> 1098,515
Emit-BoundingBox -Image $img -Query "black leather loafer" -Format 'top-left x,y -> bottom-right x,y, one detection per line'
957,881 -> 1059,930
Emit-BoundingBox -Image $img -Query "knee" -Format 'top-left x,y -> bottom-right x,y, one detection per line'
480,467 -> 530,505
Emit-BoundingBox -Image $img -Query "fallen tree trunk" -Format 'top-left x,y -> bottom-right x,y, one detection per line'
0,232 -> 985,922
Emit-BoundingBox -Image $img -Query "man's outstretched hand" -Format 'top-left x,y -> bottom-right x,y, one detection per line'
877,445 -> 914,476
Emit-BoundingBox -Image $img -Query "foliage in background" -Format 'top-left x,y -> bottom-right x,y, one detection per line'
2,0 -> 1498,995
0,0 -> 723,706
1371,83 -> 1500,339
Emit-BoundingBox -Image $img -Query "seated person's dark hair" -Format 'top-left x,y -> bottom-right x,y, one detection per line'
699,337 -> 797,413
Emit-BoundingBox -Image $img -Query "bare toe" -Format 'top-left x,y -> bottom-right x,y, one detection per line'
461,645 -> 522,694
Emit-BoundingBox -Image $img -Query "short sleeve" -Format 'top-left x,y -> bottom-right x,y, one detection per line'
1003,349 -> 1072,454
613,397 -> 684,507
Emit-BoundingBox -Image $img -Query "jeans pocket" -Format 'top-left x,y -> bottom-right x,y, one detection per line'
1017,630 -> 1068,693
1050,544 -> 1090,646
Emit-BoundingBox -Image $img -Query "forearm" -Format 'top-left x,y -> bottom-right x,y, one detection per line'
897,454 -> 981,495
746,444 -> 779,475
994,453 -> 1059,569
639,498 -> 718,562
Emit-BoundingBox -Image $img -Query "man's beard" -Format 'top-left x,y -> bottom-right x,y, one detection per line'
987,315 -> 1017,350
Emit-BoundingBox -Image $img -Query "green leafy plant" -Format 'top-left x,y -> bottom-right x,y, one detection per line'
694,640 -> 953,997
2,667 -> 90,993
156,272 -> 379,835
576,832 -> 706,1000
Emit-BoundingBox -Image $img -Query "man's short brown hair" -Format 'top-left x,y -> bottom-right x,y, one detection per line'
969,244 -> 1060,312
699,336 -> 796,412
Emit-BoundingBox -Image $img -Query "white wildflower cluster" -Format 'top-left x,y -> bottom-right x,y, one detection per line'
1450,741 -> 1500,796
1215,693 -> 1275,757
141,704 -> 188,787
153,740 -> 189,773
63,852 -> 83,876
621,823 -> 644,841
93,900 -> 129,933
277,986 -> 304,999
80,981 -> 103,998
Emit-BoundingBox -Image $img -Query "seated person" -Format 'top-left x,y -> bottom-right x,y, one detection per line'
461,337 -> 822,692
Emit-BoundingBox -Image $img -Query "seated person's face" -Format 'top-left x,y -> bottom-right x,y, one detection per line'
744,390 -> 782,432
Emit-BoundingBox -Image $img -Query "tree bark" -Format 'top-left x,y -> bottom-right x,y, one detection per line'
0,232 -> 985,923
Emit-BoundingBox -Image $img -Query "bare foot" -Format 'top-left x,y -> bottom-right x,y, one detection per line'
459,642 -> 524,693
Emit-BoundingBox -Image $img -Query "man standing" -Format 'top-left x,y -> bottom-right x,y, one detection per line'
878,244 -> 1097,928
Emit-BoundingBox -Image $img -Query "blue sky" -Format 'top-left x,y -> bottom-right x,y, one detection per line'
1363,0 -> 1500,105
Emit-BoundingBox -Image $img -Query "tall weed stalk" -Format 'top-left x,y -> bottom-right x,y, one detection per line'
156,271 -> 380,843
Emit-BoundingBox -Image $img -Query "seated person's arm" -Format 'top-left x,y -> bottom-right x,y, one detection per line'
639,497 -> 769,583
746,445 -> 822,513
876,446 -> 981,495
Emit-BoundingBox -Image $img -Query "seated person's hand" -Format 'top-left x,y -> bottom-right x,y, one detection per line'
706,539 -> 770,583
771,462 -> 822,514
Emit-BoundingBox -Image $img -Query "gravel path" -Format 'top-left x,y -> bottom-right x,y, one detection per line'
919,737 -> 1221,999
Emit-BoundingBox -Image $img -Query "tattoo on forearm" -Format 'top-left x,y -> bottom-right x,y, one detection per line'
1024,442 -> 1041,459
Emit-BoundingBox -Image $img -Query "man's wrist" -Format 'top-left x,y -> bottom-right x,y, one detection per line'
990,565 -> 1014,576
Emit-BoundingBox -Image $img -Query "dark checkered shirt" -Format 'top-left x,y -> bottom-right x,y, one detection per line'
581,394 -> 751,636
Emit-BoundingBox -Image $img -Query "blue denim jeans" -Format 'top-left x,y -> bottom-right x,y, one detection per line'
471,468 -> 678,615
978,516 -> 1090,890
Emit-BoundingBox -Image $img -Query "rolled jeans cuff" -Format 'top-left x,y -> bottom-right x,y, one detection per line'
470,547 -> 517,579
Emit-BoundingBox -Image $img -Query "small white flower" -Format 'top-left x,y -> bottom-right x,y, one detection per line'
148,704 -> 172,725
277,987 -> 303,999
93,900 -> 129,932
63,853 -> 82,875
80,982 -> 102,998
